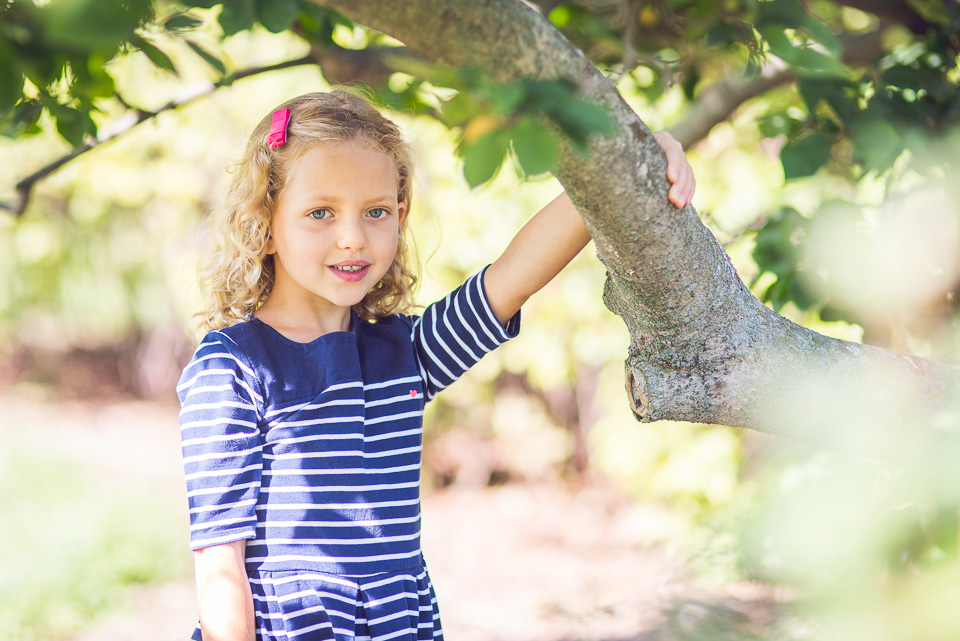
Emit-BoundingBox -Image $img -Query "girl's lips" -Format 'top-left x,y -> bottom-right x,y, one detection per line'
329,264 -> 370,282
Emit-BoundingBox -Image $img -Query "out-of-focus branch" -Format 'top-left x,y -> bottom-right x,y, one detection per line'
1,55 -> 315,218
671,30 -> 888,148
2,36 -> 436,219
669,60 -> 794,148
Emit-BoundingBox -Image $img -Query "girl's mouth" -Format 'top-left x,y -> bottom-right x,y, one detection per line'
329,264 -> 370,282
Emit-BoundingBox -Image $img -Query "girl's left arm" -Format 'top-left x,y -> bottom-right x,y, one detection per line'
484,131 -> 695,325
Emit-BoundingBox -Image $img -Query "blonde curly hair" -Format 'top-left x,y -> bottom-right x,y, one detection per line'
195,89 -> 418,335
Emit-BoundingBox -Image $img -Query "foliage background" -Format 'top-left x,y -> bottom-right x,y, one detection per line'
2,1 -> 960,639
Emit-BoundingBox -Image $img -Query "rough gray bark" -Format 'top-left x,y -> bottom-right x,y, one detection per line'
310,0 -> 960,456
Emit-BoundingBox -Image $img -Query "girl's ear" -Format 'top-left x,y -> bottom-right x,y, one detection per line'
397,201 -> 407,224
266,231 -> 276,254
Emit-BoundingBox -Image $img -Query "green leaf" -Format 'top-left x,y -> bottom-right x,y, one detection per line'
185,39 -> 226,76
757,112 -> 801,138
48,102 -> 96,147
0,40 -> 22,113
39,0 -> 151,54
799,80 -> 856,121
380,53 -> 462,89
488,82 -> 524,114
218,0 -> 256,36
753,207 -> 805,277
851,119 -> 902,173
461,129 -> 510,188
758,24 -> 796,63
440,92 -> 480,127
802,18 -> 841,56
781,131 -> 832,180
757,0 -> 809,26
791,48 -> 848,79
296,4 -> 346,44
72,59 -> 115,98
182,0 -> 221,8
0,100 -> 43,138
511,117 -> 558,177
549,99 -> 614,150
133,38 -> 176,74
256,0 -> 300,33
164,13 -> 203,32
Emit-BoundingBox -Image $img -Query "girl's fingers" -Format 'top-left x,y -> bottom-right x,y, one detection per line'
651,130 -> 696,207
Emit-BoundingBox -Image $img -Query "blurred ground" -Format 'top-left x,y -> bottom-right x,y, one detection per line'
5,393 -> 787,641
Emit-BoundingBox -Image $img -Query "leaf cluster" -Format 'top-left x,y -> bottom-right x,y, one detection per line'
434,70 -> 615,188
0,0 -> 353,147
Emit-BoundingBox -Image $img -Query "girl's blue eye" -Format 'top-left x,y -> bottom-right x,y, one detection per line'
308,209 -> 330,220
367,208 -> 389,219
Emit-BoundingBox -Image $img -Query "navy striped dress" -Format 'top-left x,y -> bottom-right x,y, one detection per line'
178,268 -> 519,640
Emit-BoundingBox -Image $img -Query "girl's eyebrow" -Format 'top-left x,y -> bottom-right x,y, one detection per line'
306,194 -> 398,205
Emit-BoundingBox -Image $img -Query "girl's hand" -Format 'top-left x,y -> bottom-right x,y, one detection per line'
652,131 -> 696,208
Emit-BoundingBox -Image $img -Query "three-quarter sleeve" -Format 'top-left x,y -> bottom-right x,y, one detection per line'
411,266 -> 521,400
176,332 -> 264,550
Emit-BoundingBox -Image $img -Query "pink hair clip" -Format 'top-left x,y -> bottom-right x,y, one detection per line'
268,108 -> 291,148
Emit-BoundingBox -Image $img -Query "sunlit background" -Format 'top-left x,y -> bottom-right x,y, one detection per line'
2,4 -> 960,641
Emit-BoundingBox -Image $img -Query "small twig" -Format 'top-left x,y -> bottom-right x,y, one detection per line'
2,54 -> 315,218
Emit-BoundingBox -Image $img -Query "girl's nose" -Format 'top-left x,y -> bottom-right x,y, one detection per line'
335,215 -> 368,250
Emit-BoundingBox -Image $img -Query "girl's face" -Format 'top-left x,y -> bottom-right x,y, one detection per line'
265,140 -> 406,324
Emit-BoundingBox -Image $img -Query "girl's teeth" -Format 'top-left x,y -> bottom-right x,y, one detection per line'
334,265 -> 364,272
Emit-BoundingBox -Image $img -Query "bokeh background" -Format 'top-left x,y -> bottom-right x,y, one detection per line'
2,1 -> 960,640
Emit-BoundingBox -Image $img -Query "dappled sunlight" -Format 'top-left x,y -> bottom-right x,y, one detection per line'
3,1 -> 960,639
802,187 -> 960,326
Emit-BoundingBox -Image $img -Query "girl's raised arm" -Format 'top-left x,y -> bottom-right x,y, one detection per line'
484,131 -> 695,326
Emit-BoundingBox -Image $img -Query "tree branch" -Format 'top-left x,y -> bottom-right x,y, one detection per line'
671,31 -> 889,149
2,55 -> 315,218
308,0 -> 960,458
669,61 -> 794,148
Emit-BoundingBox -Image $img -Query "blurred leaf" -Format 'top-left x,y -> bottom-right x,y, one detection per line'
39,0 -> 151,54
164,13 -> 203,32
488,82 -> 525,114
47,102 -> 96,146
256,0 -> 300,33
802,17 -> 842,56
759,23 -> 796,63
757,111 -> 802,138
440,91 -> 480,127
133,37 -> 177,74
0,99 -> 43,138
381,53 -> 462,89
851,119 -> 902,172
296,4 -> 350,44
757,0 -> 810,25
792,48 -> 848,78
0,43 -> 22,113
185,39 -> 226,76
905,0 -> 952,26
461,128 -> 510,188
799,79 -> 857,121
180,0 -> 221,7
549,98 -> 614,150
511,117 -> 558,177
753,207 -> 805,272
218,0 -> 256,36
781,131 -> 832,179
72,59 -> 116,98
882,64 -> 954,100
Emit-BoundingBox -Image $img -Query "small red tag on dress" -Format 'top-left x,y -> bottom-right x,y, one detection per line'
410,390 -> 417,398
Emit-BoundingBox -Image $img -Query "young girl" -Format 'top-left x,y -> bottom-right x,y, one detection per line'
177,89 -> 694,641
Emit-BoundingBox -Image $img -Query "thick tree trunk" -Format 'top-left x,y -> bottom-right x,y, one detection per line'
311,0 -> 960,454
